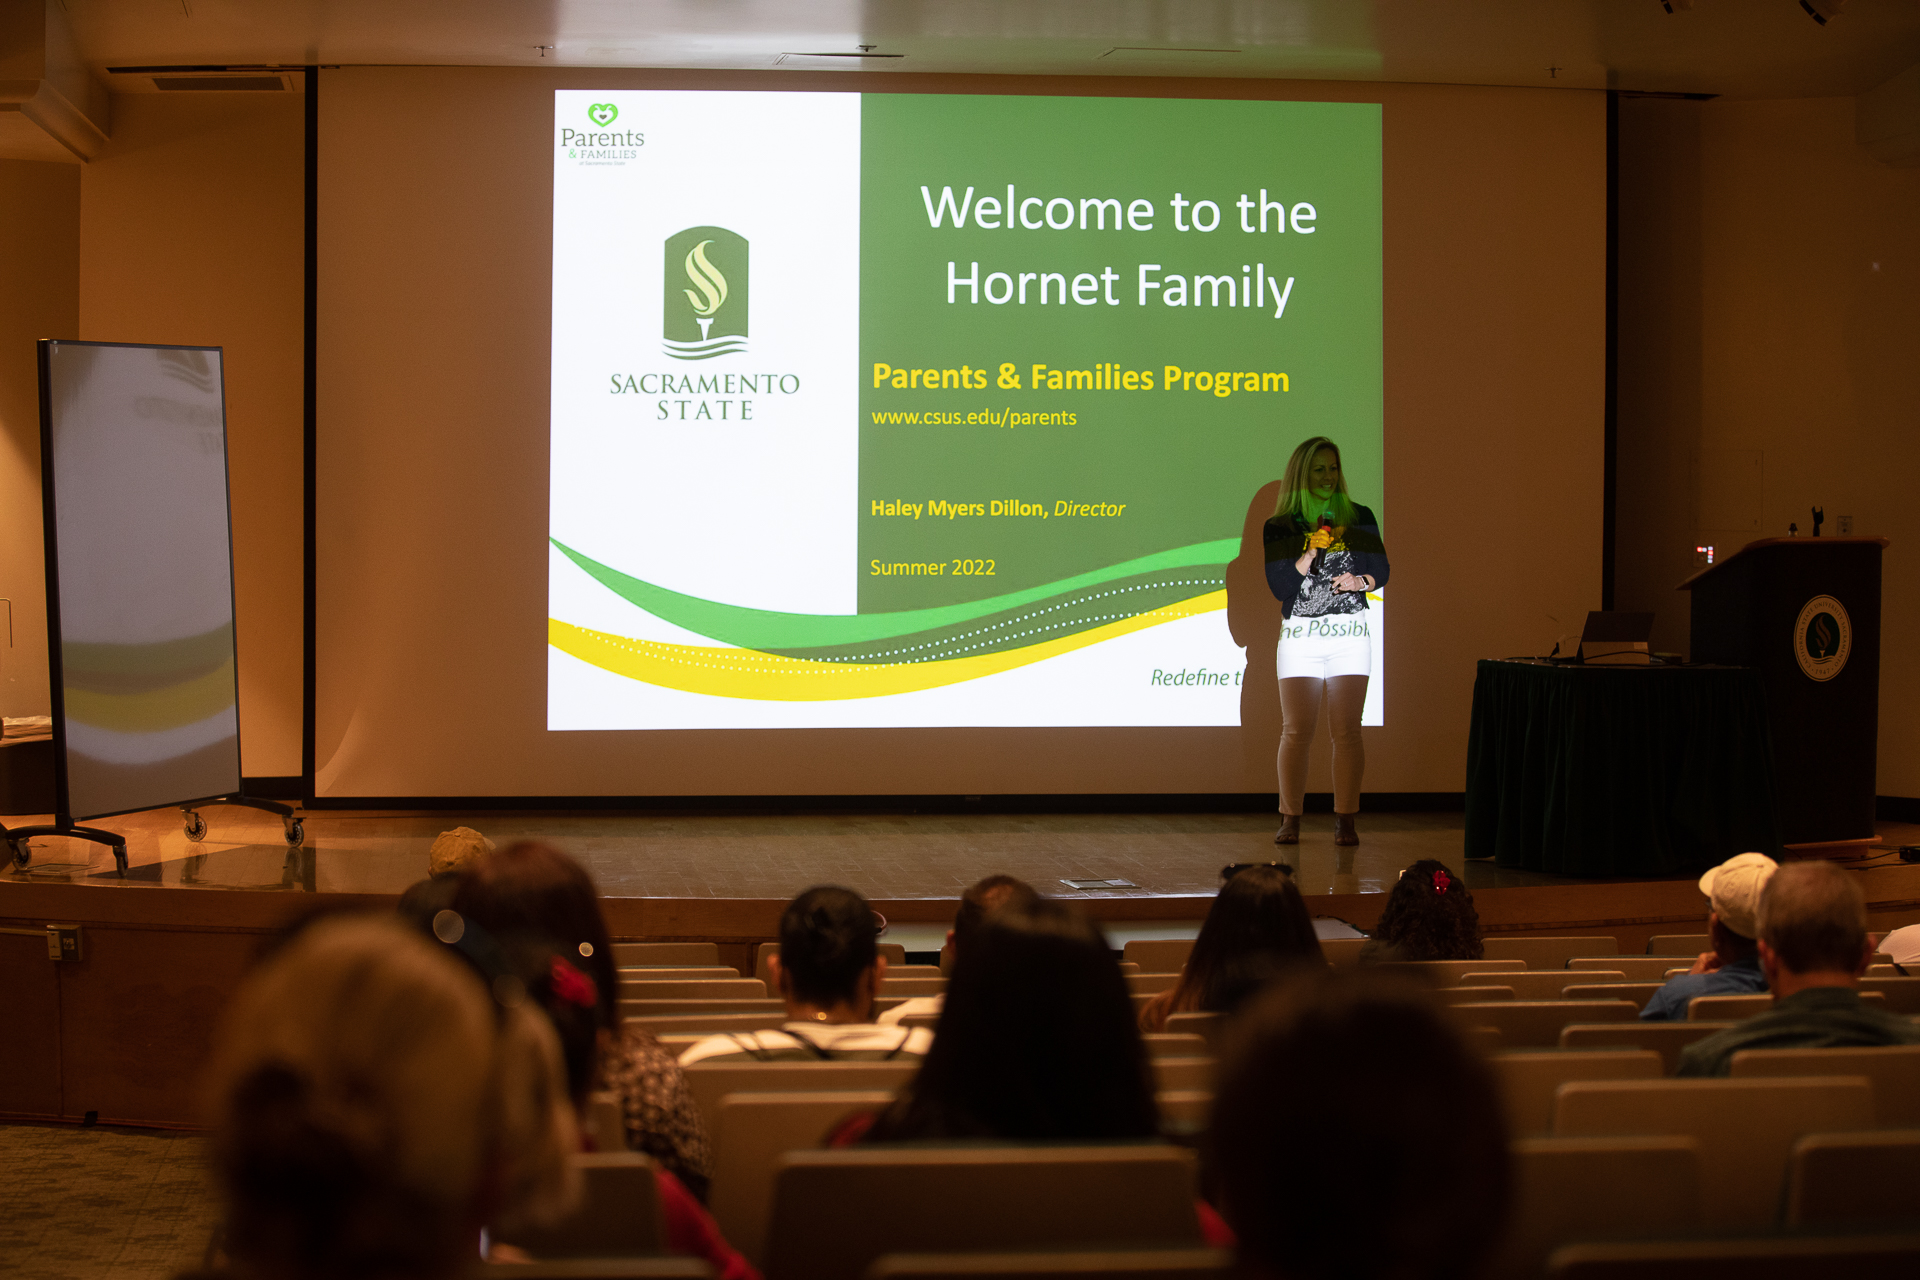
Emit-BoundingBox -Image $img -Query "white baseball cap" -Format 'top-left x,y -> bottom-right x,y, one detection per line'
1879,923 -> 1920,967
1697,852 -> 1777,940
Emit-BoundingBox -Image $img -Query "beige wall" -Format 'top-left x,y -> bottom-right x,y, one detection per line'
78,93 -> 305,777
1615,96 -> 1920,797
0,160 -> 79,721
315,68 -> 1604,798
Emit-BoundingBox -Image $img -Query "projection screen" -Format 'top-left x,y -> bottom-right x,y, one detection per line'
38,340 -> 242,821
315,68 -> 1605,801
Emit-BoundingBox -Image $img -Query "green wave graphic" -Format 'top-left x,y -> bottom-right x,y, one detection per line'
551,537 -> 1238,650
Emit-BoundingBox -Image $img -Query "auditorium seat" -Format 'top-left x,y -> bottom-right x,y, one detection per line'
685,1060 -> 920,1132
1122,939 -> 1194,973
709,1089 -> 896,1265
1430,985 -> 1516,1004
880,977 -> 949,997
899,1013 -> 940,1031
621,998 -> 788,1019
756,942 -> 909,983
1570,957 -> 1693,981
1489,1135 -> 1699,1280
1446,1000 -> 1639,1048
1319,937 -> 1365,966
492,1152 -> 665,1258
626,1012 -> 789,1037
478,1262 -> 713,1278
1162,1011 -> 1221,1046
1462,971 -> 1627,1000
1690,990 -> 1889,1021
864,1247 -> 1233,1278
1858,976 -> 1920,1014
586,1090 -> 628,1152
1489,1050 -> 1663,1136
1558,1022 -> 1738,1074
1551,1076 -> 1876,1228
1127,972 -> 1182,995
1388,957 -> 1526,982
1867,963 -> 1903,977
1150,1057 -> 1216,1092
1785,1129 -> 1920,1226
1480,936 -> 1620,970
1545,1232 -> 1920,1277
1141,1033 -> 1210,1059
615,967 -> 742,980
618,978 -> 769,1001
762,1145 -> 1204,1280
1731,1045 -> 1920,1125
1155,1090 -> 1211,1128
613,942 -> 721,967
1560,983 -> 1664,1010
1645,935 -> 1710,956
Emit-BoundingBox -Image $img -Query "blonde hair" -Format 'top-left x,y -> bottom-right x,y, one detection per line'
428,826 -> 495,878
204,915 -> 579,1278
1273,436 -> 1358,528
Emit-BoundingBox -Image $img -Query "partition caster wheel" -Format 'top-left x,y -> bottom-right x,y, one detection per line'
113,844 -> 128,876
183,811 -> 207,842
8,840 -> 26,870
284,819 -> 305,848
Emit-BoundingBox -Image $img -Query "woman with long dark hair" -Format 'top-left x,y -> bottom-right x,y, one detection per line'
1263,436 -> 1389,847
1138,864 -> 1326,1033
1361,859 -> 1484,962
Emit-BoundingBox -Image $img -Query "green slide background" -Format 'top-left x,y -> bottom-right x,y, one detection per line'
856,94 -> 1382,612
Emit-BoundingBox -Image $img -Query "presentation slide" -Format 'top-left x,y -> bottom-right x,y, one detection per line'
548,89 -> 1382,730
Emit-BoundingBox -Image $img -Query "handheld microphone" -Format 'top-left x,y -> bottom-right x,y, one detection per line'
1309,513 -> 1333,575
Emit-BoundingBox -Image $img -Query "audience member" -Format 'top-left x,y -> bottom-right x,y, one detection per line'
394,826 -> 497,927
202,914 -> 579,1280
1678,860 -> 1920,1076
680,885 -> 932,1064
1209,969 -> 1511,1280
1139,863 -> 1325,1032
1359,859 -> 1483,961
861,898 -> 1162,1142
1640,852 -> 1775,1021
450,841 -> 713,1198
1879,921 -> 1919,972
877,873 -> 1040,1026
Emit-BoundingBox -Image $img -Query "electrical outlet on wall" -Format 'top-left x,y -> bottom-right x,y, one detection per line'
1838,515 -> 1853,535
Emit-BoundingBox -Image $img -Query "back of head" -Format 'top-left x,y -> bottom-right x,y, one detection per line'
204,915 -> 578,1280
1370,860 -> 1483,961
1759,860 -> 1868,975
428,826 -> 494,878
879,898 -> 1157,1141
1182,865 -> 1325,1013
779,885 -> 879,1007
451,841 -> 617,1028
951,874 -> 1041,951
1210,970 -> 1510,1280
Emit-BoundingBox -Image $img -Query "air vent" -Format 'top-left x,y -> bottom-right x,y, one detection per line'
153,75 -> 289,92
1100,47 -> 1242,61
775,52 -> 904,68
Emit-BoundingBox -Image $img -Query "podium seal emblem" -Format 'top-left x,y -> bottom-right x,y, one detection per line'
1793,595 -> 1851,682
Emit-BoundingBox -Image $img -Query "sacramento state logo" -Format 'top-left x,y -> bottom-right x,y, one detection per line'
1793,594 -> 1851,682
663,226 -> 747,361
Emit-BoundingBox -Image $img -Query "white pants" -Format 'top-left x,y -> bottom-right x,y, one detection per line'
1276,614 -> 1373,681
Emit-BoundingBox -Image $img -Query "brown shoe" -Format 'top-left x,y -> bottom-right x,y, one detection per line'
1274,814 -> 1301,845
1333,814 -> 1359,846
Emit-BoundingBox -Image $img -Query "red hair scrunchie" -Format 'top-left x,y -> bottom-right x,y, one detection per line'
1432,869 -> 1451,894
549,956 -> 598,1008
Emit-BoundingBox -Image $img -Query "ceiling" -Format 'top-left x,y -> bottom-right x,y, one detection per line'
57,0 -> 1920,100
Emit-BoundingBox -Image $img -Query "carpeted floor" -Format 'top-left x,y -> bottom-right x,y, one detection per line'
0,1122 -> 219,1280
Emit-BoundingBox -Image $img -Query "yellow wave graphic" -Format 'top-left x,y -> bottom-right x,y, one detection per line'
63,660 -> 236,732
550,591 -> 1226,701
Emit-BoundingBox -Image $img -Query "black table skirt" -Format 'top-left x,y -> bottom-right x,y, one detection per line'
1465,660 -> 1782,877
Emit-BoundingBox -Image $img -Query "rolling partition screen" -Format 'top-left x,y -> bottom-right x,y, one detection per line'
37,341 -> 242,821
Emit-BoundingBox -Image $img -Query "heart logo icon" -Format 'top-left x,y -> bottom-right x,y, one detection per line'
587,103 -> 617,127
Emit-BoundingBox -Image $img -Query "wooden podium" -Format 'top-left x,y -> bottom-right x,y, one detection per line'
1679,536 -> 1888,847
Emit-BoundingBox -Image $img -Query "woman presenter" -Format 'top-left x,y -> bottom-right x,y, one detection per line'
1263,436 -> 1389,846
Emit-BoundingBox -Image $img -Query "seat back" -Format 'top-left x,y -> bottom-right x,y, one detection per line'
620,998 -> 788,1019
585,1090 -> 628,1152
477,1262 -> 714,1278
708,1089 -> 895,1265
1558,1022 -> 1738,1075
866,1248 -> 1233,1279
1123,939 -> 1195,973
625,1011 -> 789,1037
1786,1129 -> 1920,1226
1570,956 -> 1691,981
1433,985 -> 1515,1004
613,942 -> 720,967
882,977 -> 950,997
1551,1076 -> 1876,1228
1732,1044 -> 1920,1125
1490,1136 -> 1699,1280
1645,935 -> 1710,956
1384,958 -> 1527,983
686,1059 -> 920,1133
1320,937 -> 1365,966
618,978 -> 768,1001
1489,1050 -> 1662,1136
616,966 -> 741,981
1150,1057 -> 1216,1093
1163,1011 -> 1221,1046
493,1153 -> 665,1258
1857,976 -> 1920,1014
1688,993 -> 1771,1021
763,1145 -> 1202,1280
1155,1090 -> 1212,1128
1447,1000 -> 1638,1048
1561,983 -> 1663,1010
757,941 -> 908,983
1545,1232 -> 1920,1277
1142,1033 -> 1210,1059
1464,971 -> 1627,1000
1128,972 -> 1182,995
1481,936 -> 1620,970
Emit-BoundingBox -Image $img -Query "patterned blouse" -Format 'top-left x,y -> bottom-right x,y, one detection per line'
600,1024 -> 714,1201
1262,503 -> 1390,619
